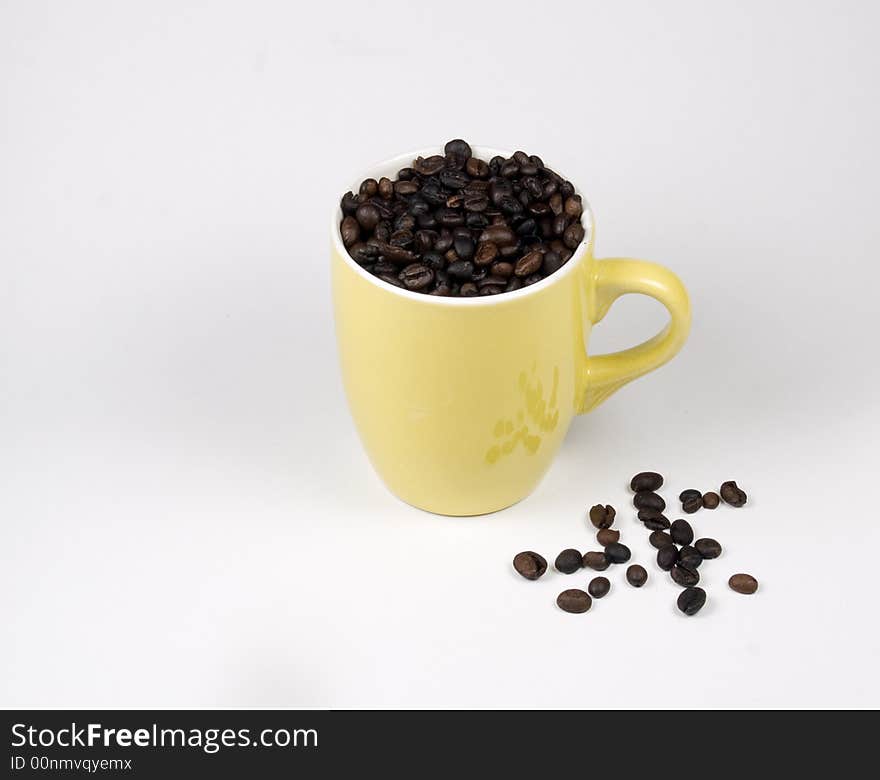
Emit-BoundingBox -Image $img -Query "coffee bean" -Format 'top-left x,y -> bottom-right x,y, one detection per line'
702,491 -> 720,509
671,564 -> 700,587
630,472 -> 664,492
394,180 -> 420,196
378,177 -> 394,199
729,573 -> 758,594
505,277 -> 523,292
454,236 -> 475,260
480,224 -> 517,247
626,564 -> 648,588
695,538 -> 722,559
474,241 -> 498,266
670,518 -> 694,546
340,191 -> 360,216
720,481 -> 747,507
490,261 -> 514,278
557,589 -> 592,613
677,546 -> 702,569
355,203 -> 381,231
582,551 -> 610,571
340,216 -> 360,247
682,496 -> 703,514
564,195 -> 583,219
588,504 -> 616,529
596,529 -> 620,547
679,489 -> 702,503
413,155 -> 446,176
359,178 -> 378,197
649,530 -> 675,549
677,587 -> 706,616
523,272 -> 543,286
588,577 -> 611,599
513,551 -> 548,580
604,542 -> 631,564
378,242 -> 417,265
447,260 -> 474,279
563,222 -> 585,249
398,263 -> 434,291
514,250 -> 543,277
444,139 -> 472,159
542,251 -> 564,275
466,157 -> 489,178
555,548 -> 583,574
657,545 -> 678,571
640,514 -> 671,531
633,491 -> 666,512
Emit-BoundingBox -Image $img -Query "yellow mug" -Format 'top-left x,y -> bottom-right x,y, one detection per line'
332,146 -> 691,516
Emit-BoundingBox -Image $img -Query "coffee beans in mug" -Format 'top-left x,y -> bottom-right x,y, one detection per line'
720,481 -> 748,507
670,518 -> 694,546
677,587 -> 707,616
701,491 -> 720,509
728,573 -> 758,594
513,551 -> 548,580
589,504 -> 616,529
604,542 -> 631,564
588,576 -> 611,599
694,538 -> 722,559
596,529 -> 620,547
583,551 -> 610,571
340,140 -> 586,296
555,548 -> 583,574
557,589 -> 592,613
626,564 -> 648,588
630,472 -> 664,492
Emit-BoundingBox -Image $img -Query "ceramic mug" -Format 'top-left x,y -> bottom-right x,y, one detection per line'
332,146 -> 690,516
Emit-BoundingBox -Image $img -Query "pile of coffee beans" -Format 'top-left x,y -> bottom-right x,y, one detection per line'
339,140 -> 586,296
512,471 -> 760,617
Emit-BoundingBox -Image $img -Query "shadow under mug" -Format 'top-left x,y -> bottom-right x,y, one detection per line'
331,146 -> 691,516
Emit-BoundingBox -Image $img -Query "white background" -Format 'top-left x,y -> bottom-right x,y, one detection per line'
2,0 -> 879,708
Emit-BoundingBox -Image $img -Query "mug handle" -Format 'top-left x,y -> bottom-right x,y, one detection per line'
577,258 -> 691,413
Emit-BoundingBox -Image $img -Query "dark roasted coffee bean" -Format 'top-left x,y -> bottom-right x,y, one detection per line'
439,169 -> 470,190
466,157 -> 489,178
639,510 -> 670,530
447,260 -> 474,279
340,216 -> 360,247
359,178 -> 378,197
389,229 -> 414,248
355,203 -> 381,231
604,542 -> 631,564
445,152 -> 467,171
415,230 -> 438,252
588,504 -> 616,529
498,243 -> 520,258
720,481 -> 747,507
555,548 -> 583,574
695,538 -> 722,559
634,491 -> 665,511
474,241 -> 498,266
394,180 -> 419,196
399,263 -> 434,291
421,250 -> 445,270
677,587 -> 706,616
490,261 -> 514,278
649,530 -> 675,549
454,236 -> 475,260
596,528 -> 620,547
563,221 -> 585,249
378,176 -> 394,199
582,551 -> 610,571
478,275 -> 507,289
459,282 -> 478,297
542,251 -> 564,275
523,273 -> 543,286
499,195 -> 523,215
373,261 -> 397,276
348,242 -> 376,265
480,224 -> 517,247
557,589 -> 592,614
505,276 -> 523,292
464,195 -> 489,213
564,195 -> 583,219
682,495 -> 703,514
626,565 -> 648,588
515,218 -> 537,236
500,160 -> 519,178
378,243 -> 417,265
677,546 -> 702,570
436,208 -> 465,227
671,564 -> 700,587
466,213 -> 489,229
702,491 -> 720,509
670,518 -> 694,546
514,250 -> 543,277
630,472 -> 664,492
512,551 -> 547,580
657,545 -> 678,571
729,573 -> 758,594
560,181 -> 575,198
413,155 -> 446,176
588,576 -> 611,599
679,489 -> 701,503
340,191 -> 360,216
553,213 -> 568,236
444,139 -> 472,159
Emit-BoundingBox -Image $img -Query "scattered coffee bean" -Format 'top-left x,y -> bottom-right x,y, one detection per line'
588,576 -> 611,599
639,510 -> 670,530
588,504 -> 616,529
649,530 -> 675,549
720,481 -> 747,507
513,551 -> 548,580
671,564 -> 700,587
657,545 -> 679,571
677,587 -> 707,616
728,573 -> 758,594
596,529 -> 620,547
682,495 -> 703,514
582,551 -> 610,571
626,565 -> 648,588
557,589 -> 592,613
630,471 -> 664,492
702,491 -> 720,509
679,489 -> 702,503
555,548 -> 583,574
633,491 -> 666,512
677,546 -> 702,569
604,542 -> 631,564
694,538 -> 722,559
341,140 -> 583,296
670,518 -> 694,546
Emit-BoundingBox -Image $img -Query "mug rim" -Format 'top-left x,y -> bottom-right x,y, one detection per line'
331,145 -> 594,306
